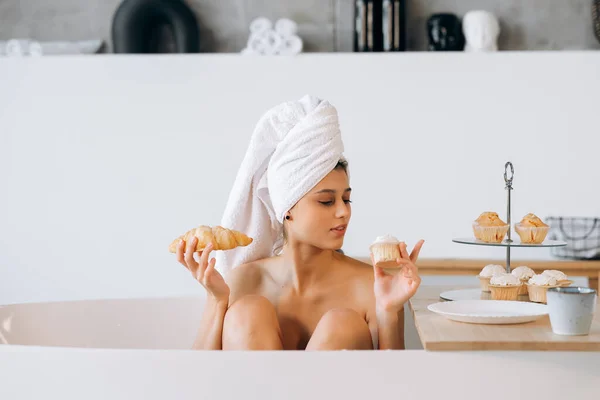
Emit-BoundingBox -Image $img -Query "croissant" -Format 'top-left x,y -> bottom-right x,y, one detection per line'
168,225 -> 253,253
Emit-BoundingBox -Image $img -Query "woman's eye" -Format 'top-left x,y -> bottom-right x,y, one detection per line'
319,199 -> 351,206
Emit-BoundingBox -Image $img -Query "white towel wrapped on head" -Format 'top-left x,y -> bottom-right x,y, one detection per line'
215,95 -> 345,274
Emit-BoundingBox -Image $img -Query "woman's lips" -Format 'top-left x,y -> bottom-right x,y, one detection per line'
330,225 -> 347,236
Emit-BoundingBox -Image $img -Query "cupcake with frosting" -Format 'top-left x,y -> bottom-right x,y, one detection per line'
514,213 -> 549,244
369,234 -> 401,269
472,212 -> 509,243
526,274 -> 560,303
477,264 -> 506,292
511,266 -> 536,295
542,269 -> 572,287
489,273 -> 522,301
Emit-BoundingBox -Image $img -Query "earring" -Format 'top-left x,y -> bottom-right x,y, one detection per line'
285,215 -> 291,220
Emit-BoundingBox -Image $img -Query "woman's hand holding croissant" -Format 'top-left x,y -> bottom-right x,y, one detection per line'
177,237 -> 230,305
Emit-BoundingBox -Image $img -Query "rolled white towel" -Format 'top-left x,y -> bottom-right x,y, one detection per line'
246,32 -> 266,55
277,35 -> 303,55
275,18 -> 298,37
38,40 -> 103,55
5,39 -> 27,57
0,39 -> 103,56
246,30 -> 283,55
39,42 -> 81,55
250,17 -> 273,34
215,95 -> 345,273
28,41 -> 43,56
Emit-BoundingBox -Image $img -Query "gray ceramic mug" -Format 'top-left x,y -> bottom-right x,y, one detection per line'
546,287 -> 597,336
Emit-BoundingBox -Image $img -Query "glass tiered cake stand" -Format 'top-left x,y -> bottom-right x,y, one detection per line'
439,161 -> 567,302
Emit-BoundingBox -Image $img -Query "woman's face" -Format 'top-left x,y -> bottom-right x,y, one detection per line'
286,168 -> 351,250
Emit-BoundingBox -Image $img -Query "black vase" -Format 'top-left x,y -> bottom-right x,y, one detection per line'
593,0 -> 600,44
111,0 -> 200,53
426,13 -> 465,51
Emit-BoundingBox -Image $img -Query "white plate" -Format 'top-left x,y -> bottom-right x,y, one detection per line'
439,288 -> 492,301
439,288 -> 531,302
427,299 -> 548,325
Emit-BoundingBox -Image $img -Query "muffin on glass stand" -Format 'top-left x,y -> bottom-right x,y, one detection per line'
514,213 -> 549,244
473,212 -> 509,243
488,273 -> 522,301
511,266 -> 535,295
477,264 -> 505,292
527,274 -> 560,303
542,269 -> 573,287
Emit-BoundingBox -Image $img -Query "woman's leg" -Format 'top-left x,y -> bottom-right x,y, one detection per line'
222,295 -> 284,350
305,308 -> 373,350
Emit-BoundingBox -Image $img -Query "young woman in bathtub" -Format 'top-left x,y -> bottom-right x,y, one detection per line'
175,96 -> 424,350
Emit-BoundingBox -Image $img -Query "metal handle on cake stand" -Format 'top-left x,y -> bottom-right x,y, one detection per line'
504,161 -> 514,273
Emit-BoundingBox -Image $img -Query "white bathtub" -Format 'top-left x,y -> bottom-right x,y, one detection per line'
1,296 -> 599,400
0,296 -> 205,349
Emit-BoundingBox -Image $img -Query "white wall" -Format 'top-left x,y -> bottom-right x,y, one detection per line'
1,52 -> 600,305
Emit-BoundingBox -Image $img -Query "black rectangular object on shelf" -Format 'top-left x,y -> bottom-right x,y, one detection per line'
354,0 -> 406,52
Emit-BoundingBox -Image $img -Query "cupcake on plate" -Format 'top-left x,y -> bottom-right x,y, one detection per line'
472,212 -> 509,243
477,264 -> 506,292
526,274 -> 560,303
514,213 -> 549,244
511,265 -> 536,295
542,269 -> 573,287
369,234 -> 401,269
488,273 -> 523,301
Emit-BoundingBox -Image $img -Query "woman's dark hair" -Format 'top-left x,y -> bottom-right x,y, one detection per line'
281,159 -> 349,245
334,159 -> 349,173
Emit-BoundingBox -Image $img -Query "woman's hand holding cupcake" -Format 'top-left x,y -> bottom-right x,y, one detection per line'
371,239 -> 424,313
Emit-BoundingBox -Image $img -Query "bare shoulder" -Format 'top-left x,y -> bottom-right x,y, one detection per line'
337,253 -> 374,285
223,261 -> 261,283
335,254 -> 377,319
223,259 -> 270,303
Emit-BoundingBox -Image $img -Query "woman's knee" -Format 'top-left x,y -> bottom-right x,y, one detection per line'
308,308 -> 372,350
224,295 -> 278,329
319,308 -> 369,332
222,295 -> 281,348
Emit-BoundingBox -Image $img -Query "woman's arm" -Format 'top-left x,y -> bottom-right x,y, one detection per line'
176,238 -> 235,351
190,263 -> 260,350
192,296 -> 228,350
376,308 -> 405,350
